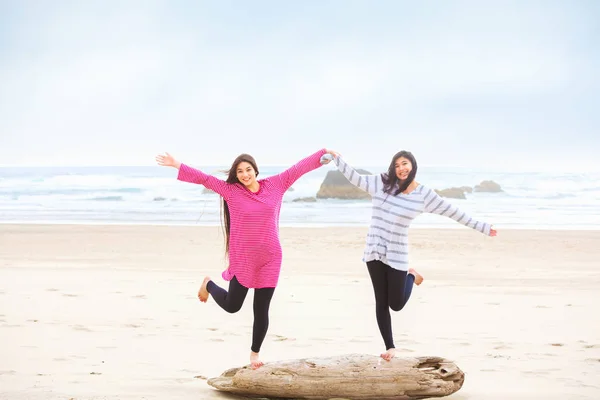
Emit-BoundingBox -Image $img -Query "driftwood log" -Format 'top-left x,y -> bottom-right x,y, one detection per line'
207,353 -> 464,400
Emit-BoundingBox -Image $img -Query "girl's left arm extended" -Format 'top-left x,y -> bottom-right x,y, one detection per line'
273,148 -> 328,191
423,187 -> 496,236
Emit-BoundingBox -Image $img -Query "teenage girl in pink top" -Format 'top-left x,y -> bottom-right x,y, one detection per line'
156,149 -> 335,368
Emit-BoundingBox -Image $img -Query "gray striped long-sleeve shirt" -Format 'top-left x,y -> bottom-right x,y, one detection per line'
334,156 -> 492,271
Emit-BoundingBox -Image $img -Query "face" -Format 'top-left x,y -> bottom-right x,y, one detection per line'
394,157 -> 412,181
236,161 -> 257,187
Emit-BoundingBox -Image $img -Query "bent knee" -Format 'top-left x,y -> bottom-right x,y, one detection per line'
390,303 -> 406,312
225,304 -> 243,314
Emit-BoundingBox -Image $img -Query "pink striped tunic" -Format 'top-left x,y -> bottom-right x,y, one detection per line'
177,149 -> 327,289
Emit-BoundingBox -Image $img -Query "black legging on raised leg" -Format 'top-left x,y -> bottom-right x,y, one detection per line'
206,276 -> 275,353
366,260 -> 415,350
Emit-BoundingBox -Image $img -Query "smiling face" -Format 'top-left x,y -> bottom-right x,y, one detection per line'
236,161 -> 258,187
394,156 -> 412,181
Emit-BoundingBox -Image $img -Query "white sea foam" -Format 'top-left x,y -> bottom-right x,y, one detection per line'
1,165 -> 599,229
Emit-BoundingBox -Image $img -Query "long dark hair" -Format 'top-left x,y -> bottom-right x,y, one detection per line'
220,154 -> 259,256
381,150 -> 417,195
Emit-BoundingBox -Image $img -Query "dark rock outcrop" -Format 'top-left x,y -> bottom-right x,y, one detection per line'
435,188 -> 466,199
474,180 -> 503,192
316,169 -> 373,200
292,197 -> 317,203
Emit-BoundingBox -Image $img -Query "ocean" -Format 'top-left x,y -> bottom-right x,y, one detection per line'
1,164 -> 599,230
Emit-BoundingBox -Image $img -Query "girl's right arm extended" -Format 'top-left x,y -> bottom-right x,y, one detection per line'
156,152 -> 232,199
333,155 -> 380,195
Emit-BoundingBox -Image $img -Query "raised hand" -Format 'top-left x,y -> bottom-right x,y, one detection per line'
326,149 -> 340,158
155,152 -> 180,169
320,149 -> 340,164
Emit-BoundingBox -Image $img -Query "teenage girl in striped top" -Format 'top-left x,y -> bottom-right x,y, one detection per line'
328,150 -> 497,361
156,149 -> 336,369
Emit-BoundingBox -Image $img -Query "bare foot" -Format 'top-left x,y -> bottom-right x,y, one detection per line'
250,351 -> 264,369
197,277 -> 211,303
381,348 -> 396,361
409,268 -> 424,286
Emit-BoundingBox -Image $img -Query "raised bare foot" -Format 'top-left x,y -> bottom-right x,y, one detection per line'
409,268 -> 424,286
250,351 -> 264,369
197,277 -> 211,303
381,348 -> 396,361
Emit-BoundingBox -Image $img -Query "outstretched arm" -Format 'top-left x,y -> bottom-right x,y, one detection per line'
423,187 -> 497,236
156,152 -> 232,199
332,154 -> 381,195
273,148 -> 329,191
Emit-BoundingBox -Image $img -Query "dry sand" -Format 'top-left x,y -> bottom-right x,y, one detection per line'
1,224 -> 599,399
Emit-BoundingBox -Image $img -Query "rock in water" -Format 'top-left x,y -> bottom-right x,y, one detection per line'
474,180 -> 503,192
316,170 -> 373,200
435,187 -> 468,199
207,353 -> 465,399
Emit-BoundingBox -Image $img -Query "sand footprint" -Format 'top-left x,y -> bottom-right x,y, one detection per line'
310,337 -> 334,343
71,325 -> 92,332
290,343 -> 313,348
349,338 -> 371,343
46,288 -> 59,292
179,368 -> 196,374
485,353 -> 510,359
523,370 -> 552,375
397,338 -> 419,345
135,333 -> 157,338
221,331 -> 242,337
62,293 -> 78,298
273,335 -> 296,342
394,347 -> 415,353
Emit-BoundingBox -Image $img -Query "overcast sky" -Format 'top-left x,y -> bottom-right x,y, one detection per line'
0,0 -> 598,170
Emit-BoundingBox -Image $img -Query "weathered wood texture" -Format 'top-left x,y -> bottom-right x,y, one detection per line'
207,353 -> 465,399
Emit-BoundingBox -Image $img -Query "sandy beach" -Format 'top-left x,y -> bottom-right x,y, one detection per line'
0,223 -> 599,399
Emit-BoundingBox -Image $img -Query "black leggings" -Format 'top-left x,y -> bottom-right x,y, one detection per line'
367,260 -> 415,350
206,276 -> 275,353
